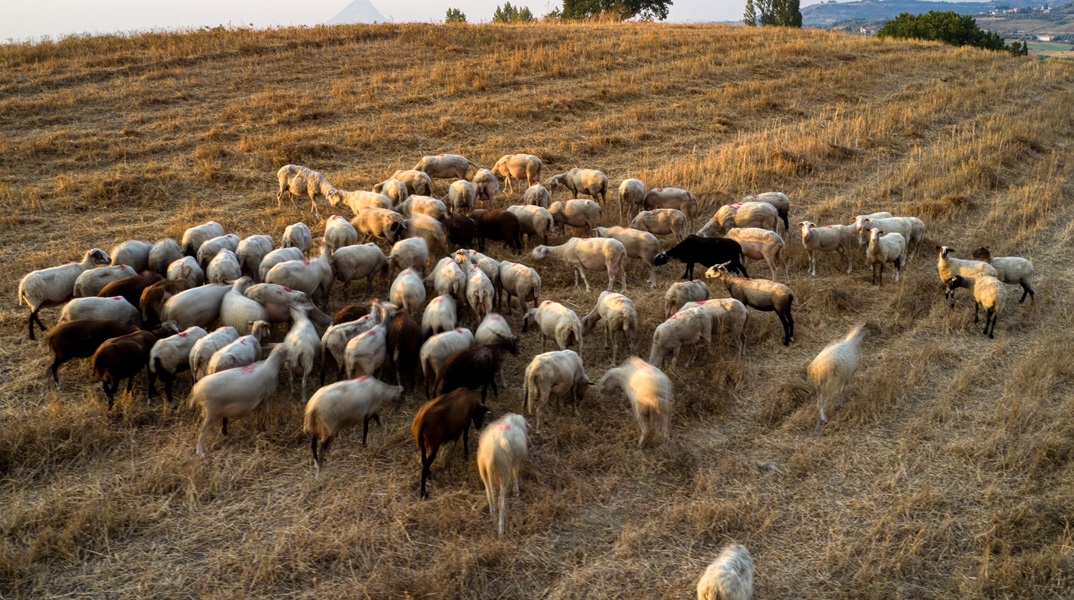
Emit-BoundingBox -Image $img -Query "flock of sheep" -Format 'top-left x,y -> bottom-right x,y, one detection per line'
17,151 -> 1040,599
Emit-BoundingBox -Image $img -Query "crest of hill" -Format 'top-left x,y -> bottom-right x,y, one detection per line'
326,0 -> 386,24
803,0 -> 1064,27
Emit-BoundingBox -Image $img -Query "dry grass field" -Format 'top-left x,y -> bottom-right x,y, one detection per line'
1,21 -> 1073,598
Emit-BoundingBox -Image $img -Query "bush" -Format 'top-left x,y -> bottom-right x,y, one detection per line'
445,8 -> 467,23
877,11 -> 1023,54
493,2 -> 535,23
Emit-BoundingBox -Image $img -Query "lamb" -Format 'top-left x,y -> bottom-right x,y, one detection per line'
726,227 -> 788,282
581,291 -> 638,364
598,357 -> 672,451
445,179 -> 477,214
697,202 -> 778,237
522,300 -> 584,352
544,168 -> 609,209
420,328 -> 475,399
422,294 -> 458,338
160,283 -> 231,329
331,242 -> 389,297
281,222 -> 313,254
809,322 -> 877,432
631,208 -> 688,243
147,326 -> 208,405
206,248 -> 242,284
324,215 -> 359,250
531,237 -> 627,293
643,187 -> 697,228
235,234 -> 275,281
181,221 -> 225,257
593,226 -> 660,288
350,207 -> 407,244
696,543 -> 754,600
460,257 -> 496,324
196,233 -> 241,270
705,262 -> 795,346
412,388 -> 491,498
167,256 -> 204,287
140,278 -> 192,327
58,296 -> 141,328
109,239 -> 153,273
414,153 -> 478,180
376,170 -> 433,196
386,310 -> 422,391
265,243 -> 335,306
665,280 -> 710,319
148,238 -> 182,275
91,321 -> 181,409
866,229 -> 907,285
548,199 -> 602,235
854,216 -> 916,253
46,319 -> 138,385
743,191 -> 791,233
389,268 -> 427,315
257,247 -> 304,282
283,305 -> 321,402
497,261 -> 542,315
800,221 -> 853,276
944,275 -> 1007,338
522,350 -> 591,431
189,326 -> 241,381
304,376 -> 405,473
277,164 -> 335,218
654,235 -> 748,280
190,344 -> 292,457
506,204 -> 554,246
378,179 -> 409,205
971,245 -> 1035,303
435,333 -> 520,402
329,189 -> 393,215
477,412 -> 530,537
97,273 -> 162,309
404,214 -> 448,258
522,183 -> 553,208
396,195 -> 449,221
472,168 -> 500,207
618,178 -> 646,219
206,320 -> 272,375
680,298 -> 750,358
469,209 -> 523,252
648,307 -> 713,370
492,153 -> 544,194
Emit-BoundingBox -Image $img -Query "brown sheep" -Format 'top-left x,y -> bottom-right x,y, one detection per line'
46,318 -> 138,386
91,321 -> 181,409
412,388 -> 491,498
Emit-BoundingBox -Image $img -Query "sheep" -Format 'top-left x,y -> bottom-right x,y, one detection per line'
809,322 -> 878,432
697,202 -> 779,237
522,350 -> 591,431
378,178 -> 409,205
866,229 -> 907,285
257,247 -> 304,282
412,388 -> 491,498
522,300 -> 584,352
196,233 -> 241,270
91,321 -> 181,409
181,221 -> 225,257
324,215 -> 359,250
643,187 -> 697,228
422,294 -> 458,338
328,189 -> 393,215
140,278 -> 192,327
147,326 -> 208,405
619,178 -> 646,219
598,357 -> 672,451
631,208 -> 688,243
460,258 -> 496,324
665,280 -> 710,319
243,283 -> 333,330
206,249 -> 242,284
444,214 -> 479,249
477,412 -> 530,536
593,226 -> 660,288
548,199 -> 602,235
726,227 -> 788,282
445,179 -> 477,214
544,168 -> 609,210
45,319 -> 138,386
506,204 -> 554,246
189,326 -> 241,381
800,221 -> 853,276
109,239 -> 153,273
469,209 -> 523,252
522,183 -> 553,208
333,303 -> 370,325
435,333 -> 521,402
404,213 -> 448,258
945,275 -> 1007,338
206,320 -> 272,375
454,249 -> 503,300
376,170 -> 433,196
854,216 -> 916,252
73,264 -> 136,298
681,298 -> 750,358
654,235 -> 748,280
744,191 -> 791,233
265,243 -> 335,306
350,208 -> 407,244
167,256 -> 204,287
492,153 -> 544,195
235,234 -> 275,282
497,261 -> 542,315
531,237 -> 627,293
283,305 -> 321,402
190,344 -> 292,457
420,328 -> 475,399
160,283 -> 231,330
475,313 -> 516,347
396,195 -> 449,221
344,323 -> 388,380
649,307 -> 713,370
97,273 -> 163,309
277,164 -> 335,218
414,153 -> 478,180
472,168 -> 500,207
320,313 -> 379,384
281,222 -> 313,254
971,245 -> 1035,303
581,291 -> 638,364
386,310 -> 422,391
696,543 -> 754,600
331,242 -> 389,297
705,262 -> 795,346
304,376 -> 405,473
428,256 -> 467,304
58,296 -> 141,328
389,268 -> 427,316
148,238 -> 182,275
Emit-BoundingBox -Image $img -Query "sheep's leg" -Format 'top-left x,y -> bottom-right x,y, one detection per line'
164,376 -> 176,406
814,387 -> 828,434
311,436 -> 321,472
513,466 -> 520,496
419,444 -> 436,499
319,436 -> 333,471
221,417 -> 228,436
196,417 -> 213,458
50,359 -> 62,386
974,302 -> 981,323
637,415 -> 649,449
498,484 -> 507,537
1020,283 -> 1033,303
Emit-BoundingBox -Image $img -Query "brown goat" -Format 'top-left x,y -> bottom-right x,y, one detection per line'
140,278 -> 192,327
435,334 -> 520,402
386,311 -> 422,394
91,322 -> 180,409
46,318 -> 138,385
468,209 -> 523,252
412,388 -> 491,498
98,273 -> 163,309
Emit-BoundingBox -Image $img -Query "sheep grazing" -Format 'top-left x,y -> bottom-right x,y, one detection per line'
277,164 -> 336,218
332,242 -> 388,297
936,246 -> 997,303
681,299 -> 750,358
854,216 -> 920,256
190,344 -> 292,457
643,187 -> 697,228
206,320 -> 272,376
445,180 -> 478,216
98,273 -> 163,309
414,153 -> 478,180
148,326 -> 208,405
283,305 -> 321,403
593,226 -> 660,288
257,247 -> 304,282
386,310 -> 422,391
800,221 -> 853,277
140,278 -> 192,327
304,376 -> 405,474
328,189 -> 393,215
110,239 -> 153,273
160,283 -> 231,329
697,202 -> 779,237
472,168 -> 500,207
206,249 -> 242,284
333,303 -> 370,325
654,235 -> 748,280
697,543 -> 754,600
744,191 -> 791,233
377,169 -> 434,196
379,178 -> 409,205
422,294 -> 458,338
469,208 -> 523,252
497,261 -> 542,315
522,350 -> 591,431
665,280 -> 710,319
475,313 -> 515,347
350,207 -> 407,245
405,214 -> 449,259
522,183 -> 553,208
548,199 -> 602,235
167,256 -> 204,287
91,322 -> 181,409
265,243 -> 335,307
705,262 -> 794,346
324,215 -> 359,250
196,233 -> 241,270
73,264 -> 138,298
809,322 -> 878,432
971,245 -> 1035,303
344,324 -> 388,380
459,258 -> 495,324
619,178 -> 646,219
45,319 -> 138,385
545,168 -> 610,210
189,326 -> 241,381
581,291 -> 638,364
58,296 -> 141,328
243,283 -> 332,330
726,227 -> 788,282
477,412 -> 530,536
235,234 -> 275,281
649,307 -> 713,370
631,208 -> 688,243
866,229 -> 907,285
599,357 -> 672,452
428,256 -> 467,304
320,313 -> 377,384
389,268 -> 427,316
531,237 -> 627,293
492,153 -> 544,195
506,204 -> 554,247
435,333 -> 520,402
282,222 -> 313,255
444,214 -> 479,249
398,194 -> 450,222
523,300 -> 584,352
218,276 -> 275,332
181,221 -> 225,257
945,275 -> 1007,338
148,238 -> 182,275
454,249 -> 502,298
412,387 -> 491,498
420,328 -> 475,399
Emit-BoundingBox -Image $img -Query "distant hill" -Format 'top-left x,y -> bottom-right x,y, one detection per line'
803,0 -> 1052,27
326,0 -> 386,25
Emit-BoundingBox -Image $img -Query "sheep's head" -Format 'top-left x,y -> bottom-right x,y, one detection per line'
530,246 -> 550,261
521,308 -> 537,332
938,245 -> 954,259
653,252 -> 670,267
88,248 -> 111,265
799,221 -> 815,234
970,246 -> 992,262
704,262 -> 732,280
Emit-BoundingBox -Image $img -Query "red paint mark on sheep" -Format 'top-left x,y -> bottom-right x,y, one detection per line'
240,339 -> 247,345
498,422 -> 511,431
284,287 -> 293,292
178,332 -> 188,337
241,365 -> 255,373
357,375 -> 370,381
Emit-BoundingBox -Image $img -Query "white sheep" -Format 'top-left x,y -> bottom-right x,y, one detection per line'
680,298 -> 749,358
167,256 -> 205,287
696,543 -> 754,600
477,412 -> 530,537
328,189 -> 393,215
235,234 -> 274,281
944,274 -> 1007,338
506,204 -> 554,246
743,191 -> 791,233
522,350 -> 591,431
73,264 -> 136,297
854,216 -> 916,254
531,237 -> 627,293
324,215 -> 359,250
160,283 -> 231,329
277,164 -> 335,218
643,187 -> 697,228
206,248 -> 242,284
422,294 -> 458,338
971,245 -> 1035,303
475,313 -> 515,346
282,222 -> 313,254
257,247 -> 304,282
809,322 -> 878,432
110,239 -> 153,273
389,267 -> 427,315
196,233 -> 241,269
148,325 -> 208,404
413,153 -> 477,180
376,170 -> 433,196
472,168 -> 500,207
866,229 -> 907,285
630,208 -> 687,243
497,261 -> 542,315
665,280 -> 710,319
350,207 -> 407,244
492,153 -> 543,194
265,243 -> 334,306
598,357 -> 672,451
344,324 -> 387,379
207,320 -> 272,375
726,227 -> 788,282
419,328 -> 475,399
697,202 -> 779,237
580,291 -> 638,364
705,263 -> 795,346
181,221 -> 225,256
319,314 -> 378,383
428,256 -> 467,304
304,376 -> 404,473
282,305 -> 321,403
522,183 -> 553,208
445,179 -> 477,214
189,326 -> 240,381
649,307 -> 712,370
522,300 -> 583,352
460,257 -> 495,324
58,296 -> 141,327
548,199 -> 602,235
545,168 -> 609,207
148,238 -> 182,275
848,212 -> 893,247
619,178 -> 646,219
396,195 -> 449,221
331,242 -> 388,296
404,214 -> 448,258
936,245 -> 997,299
800,221 -> 853,276
243,284 -> 331,329
218,277 -> 269,335
593,226 -> 660,288
453,249 -> 502,298
378,179 -> 409,205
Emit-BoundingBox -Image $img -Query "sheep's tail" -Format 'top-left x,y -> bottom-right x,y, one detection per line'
16,280 -> 26,307
302,407 -> 324,437
522,373 -> 534,415
150,356 -> 162,375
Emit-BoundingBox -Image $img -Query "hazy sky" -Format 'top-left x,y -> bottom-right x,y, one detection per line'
2,0 -> 830,41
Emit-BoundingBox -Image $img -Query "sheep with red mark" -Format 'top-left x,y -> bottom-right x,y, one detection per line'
148,326 -> 208,405
619,178 -> 646,219
599,357 -> 672,452
414,153 -> 478,180
680,298 -> 750,358
167,256 -> 204,287
548,199 -> 602,236
140,278 -> 193,327
445,179 -> 477,214
800,221 -> 854,277
493,153 -> 543,195
283,304 -> 321,402
320,314 -> 377,384
265,243 -> 334,306
643,187 -> 697,228
257,247 -> 304,282
331,242 -> 388,297
506,204 -> 553,247
522,350 -> 591,431
19,248 -> 111,339
344,322 -> 387,380
396,195 -> 449,221
389,268 -> 426,316
580,291 -> 637,364
665,280 -> 709,319
522,182 -> 552,208
743,191 -> 791,233
531,237 -> 627,293
472,168 -> 500,207
304,375 -> 405,474
74,264 -> 136,298
350,208 -> 407,245
110,239 -> 153,273
277,164 -> 335,218
59,296 -> 141,328
454,249 -> 502,301
181,221 -> 225,256
412,388 -> 491,498
420,328 -> 475,399
631,208 -> 687,243
197,233 -> 241,270
206,248 -> 242,284
324,215 -> 359,250
726,227 -> 788,282
459,257 -> 495,325
497,261 -> 541,314
522,300 -> 583,352
593,226 -> 660,288
328,189 -> 393,215
188,326 -> 240,382
649,306 -> 712,370
207,320 -> 272,375
160,283 -> 231,329
376,170 -> 433,196
477,412 -> 529,536
422,294 -> 458,338
91,321 -> 181,409
697,202 -> 779,237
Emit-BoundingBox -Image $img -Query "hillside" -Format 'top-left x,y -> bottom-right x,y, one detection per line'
803,0 -> 1070,28
1,22 -> 1073,599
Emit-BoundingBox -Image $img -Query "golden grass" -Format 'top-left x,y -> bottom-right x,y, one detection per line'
2,21 -> 1074,598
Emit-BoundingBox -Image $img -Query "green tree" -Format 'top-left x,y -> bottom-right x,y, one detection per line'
445,8 -> 467,23
493,2 -> 535,22
560,0 -> 673,21
743,0 -> 759,26
744,0 -> 802,27
877,11 -> 1016,52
